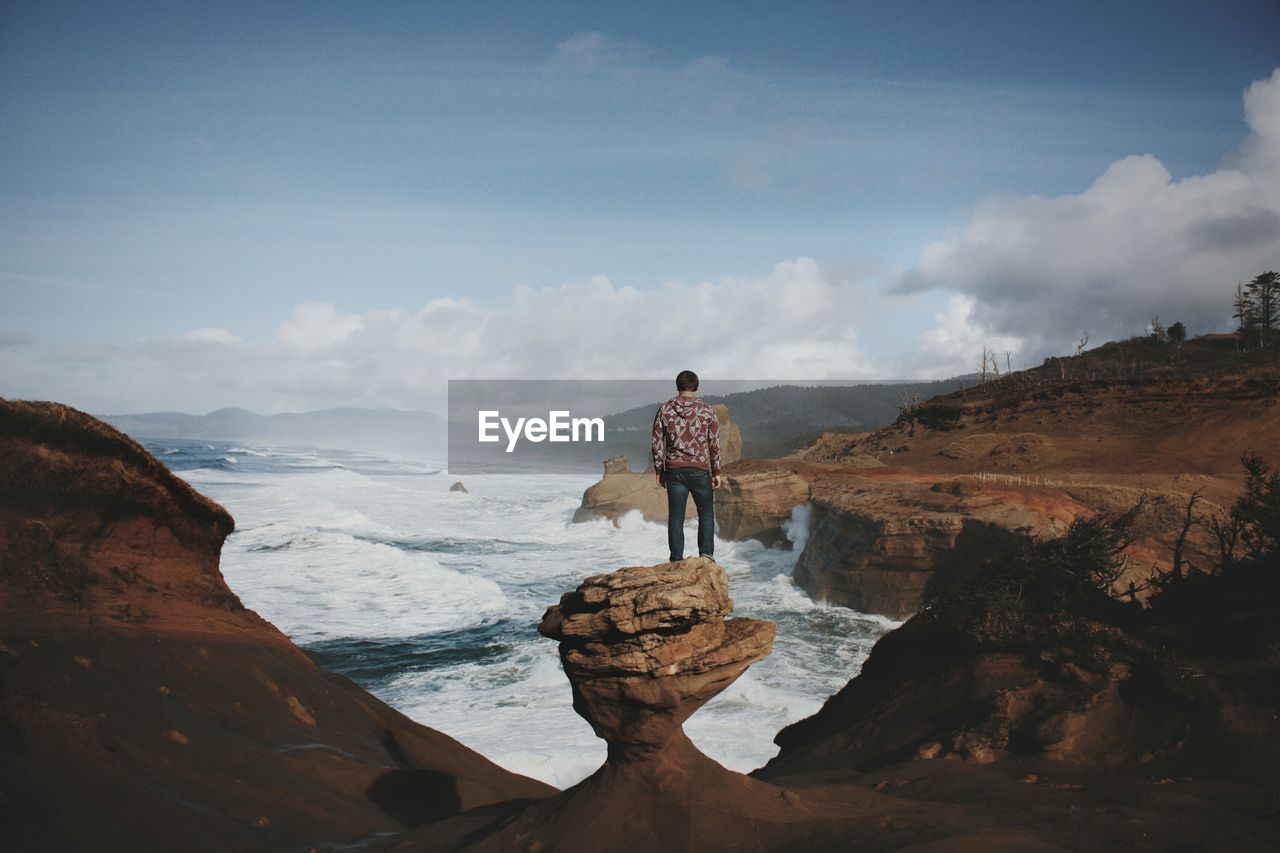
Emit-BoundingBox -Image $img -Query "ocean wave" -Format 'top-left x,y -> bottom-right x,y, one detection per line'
221,527 -> 507,643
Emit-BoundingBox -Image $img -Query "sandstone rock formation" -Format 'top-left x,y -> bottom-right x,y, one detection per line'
572,454 -> 668,524
714,459 -> 812,545
762,600 -> 1280,796
709,403 -> 743,466
0,399 -> 552,852
791,468 -> 1226,619
573,405 -> 742,525
537,557 -> 774,760
792,473 -> 1091,618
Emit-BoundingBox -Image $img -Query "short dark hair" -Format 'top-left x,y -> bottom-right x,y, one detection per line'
676,370 -> 699,392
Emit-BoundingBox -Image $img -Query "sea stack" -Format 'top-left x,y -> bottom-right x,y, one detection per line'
538,557 -> 775,761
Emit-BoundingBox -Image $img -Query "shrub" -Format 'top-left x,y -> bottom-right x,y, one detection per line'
920,499 -> 1143,641
1146,451 -> 1280,637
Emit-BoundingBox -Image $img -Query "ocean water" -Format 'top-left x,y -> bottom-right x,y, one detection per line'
148,437 -> 896,789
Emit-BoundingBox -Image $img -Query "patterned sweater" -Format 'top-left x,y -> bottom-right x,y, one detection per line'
651,396 -> 722,476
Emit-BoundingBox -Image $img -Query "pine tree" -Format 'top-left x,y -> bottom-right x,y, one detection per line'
1245,271 -> 1279,352
1234,281 -> 1253,344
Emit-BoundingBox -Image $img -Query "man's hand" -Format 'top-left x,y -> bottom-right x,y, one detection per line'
712,475 -> 723,490
655,471 -> 664,487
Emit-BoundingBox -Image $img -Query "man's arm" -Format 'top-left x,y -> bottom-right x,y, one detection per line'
651,408 -> 666,486
707,407 -> 722,488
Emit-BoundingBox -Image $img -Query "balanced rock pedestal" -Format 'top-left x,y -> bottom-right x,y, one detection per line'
538,557 -> 775,761
382,559 -> 933,851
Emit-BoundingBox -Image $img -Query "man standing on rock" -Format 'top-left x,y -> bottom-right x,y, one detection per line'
652,370 -> 723,562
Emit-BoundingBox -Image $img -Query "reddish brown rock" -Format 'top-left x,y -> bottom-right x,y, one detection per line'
0,399 -> 552,852
538,557 -> 774,760
715,460 -> 811,545
792,469 -> 1224,619
793,474 -> 1092,618
572,454 -> 668,524
710,403 -> 743,466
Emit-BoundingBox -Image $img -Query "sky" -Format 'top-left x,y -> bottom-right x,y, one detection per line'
2,1 -> 1278,414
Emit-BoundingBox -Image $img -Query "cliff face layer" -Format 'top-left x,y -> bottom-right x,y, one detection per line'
713,460 -> 812,545
0,399 -> 552,853
789,469 -> 1223,619
792,473 -> 1091,618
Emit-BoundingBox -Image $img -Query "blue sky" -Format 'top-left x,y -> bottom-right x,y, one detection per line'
2,1 -> 1279,412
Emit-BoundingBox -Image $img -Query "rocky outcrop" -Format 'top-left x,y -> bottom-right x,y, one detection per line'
0,399 -> 552,852
761,604 -> 1280,793
573,405 -> 743,526
793,474 -> 1090,618
792,470 -> 1225,619
747,607 -> 1280,853
537,557 -> 774,760
573,455 -> 668,524
715,459 -> 811,545
709,403 -> 743,466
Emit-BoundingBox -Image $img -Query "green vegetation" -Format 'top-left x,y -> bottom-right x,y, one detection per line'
919,499 -> 1142,640
1235,271 -> 1280,353
1142,452 -> 1280,654
921,452 -> 1279,651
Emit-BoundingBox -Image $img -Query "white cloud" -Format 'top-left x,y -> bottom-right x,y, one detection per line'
276,301 -> 365,350
544,32 -> 652,72
895,67 -> 1280,358
181,327 -> 240,344
906,294 -> 1025,378
1,259 -> 888,414
543,30 -> 733,86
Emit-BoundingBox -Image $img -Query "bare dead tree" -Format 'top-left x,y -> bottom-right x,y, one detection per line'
892,389 -> 925,419
1167,488 -> 1204,580
1150,315 -> 1167,342
1210,509 -> 1244,571
978,343 -> 992,384
1075,331 -> 1089,357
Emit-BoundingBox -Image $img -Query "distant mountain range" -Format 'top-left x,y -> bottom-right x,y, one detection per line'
100,376 -> 976,466
610,377 -> 977,458
99,406 -> 445,453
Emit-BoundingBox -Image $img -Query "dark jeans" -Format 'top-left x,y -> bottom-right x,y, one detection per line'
663,467 -> 715,561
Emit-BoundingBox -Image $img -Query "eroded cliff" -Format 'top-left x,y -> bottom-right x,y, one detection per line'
0,399 -> 552,852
